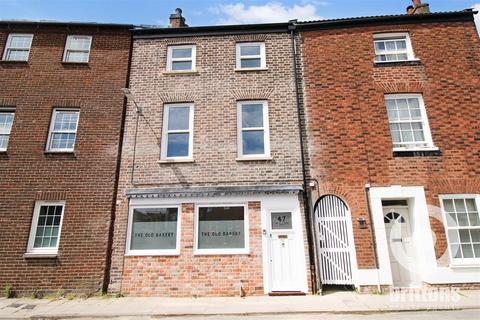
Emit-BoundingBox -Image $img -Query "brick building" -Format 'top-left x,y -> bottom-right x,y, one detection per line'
0,21 -> 131,296
108,10 -> 312,297
296,5 -> 480,290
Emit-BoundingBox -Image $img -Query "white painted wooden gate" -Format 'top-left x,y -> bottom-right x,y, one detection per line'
314,195 -> 356,285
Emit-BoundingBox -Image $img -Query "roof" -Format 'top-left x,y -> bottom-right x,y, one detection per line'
0,20 -> 133,29
133,9 -> 477,39
294,9 -> 477,30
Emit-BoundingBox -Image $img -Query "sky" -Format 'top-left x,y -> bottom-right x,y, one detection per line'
0,0 -> 478,33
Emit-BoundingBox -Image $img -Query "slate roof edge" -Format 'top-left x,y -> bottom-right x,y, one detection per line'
133,10 -> 476,39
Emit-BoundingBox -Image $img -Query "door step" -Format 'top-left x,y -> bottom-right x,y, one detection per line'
268,291 -> 306,296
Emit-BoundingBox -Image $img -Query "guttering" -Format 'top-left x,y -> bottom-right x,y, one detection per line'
0,20 -> 133,29
133,22 -> 290,39
294,10 -> 476,31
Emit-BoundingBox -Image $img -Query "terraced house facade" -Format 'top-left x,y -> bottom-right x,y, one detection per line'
108,10 -> 312,297
0,21 -> 131,296
296,5 -> 480,291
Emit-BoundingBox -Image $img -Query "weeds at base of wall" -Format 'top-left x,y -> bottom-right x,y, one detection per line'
3,284 -> 15,298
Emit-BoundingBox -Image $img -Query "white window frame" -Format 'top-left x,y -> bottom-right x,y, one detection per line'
0,109 -> 15,152
125,204 -> 182,256
373,32 -> 416,63
439,194 -> 480,266
235,42 -> 266,70
160,103 -> 194,161
26,201 -> 65,255
194,203 -> 250,255
384,94 -> 436,151
62,35 -> 92,63
46,109 -> 80,153
237,100 -> 271,159
2,33 -> 33,61
166,45 -> 196,72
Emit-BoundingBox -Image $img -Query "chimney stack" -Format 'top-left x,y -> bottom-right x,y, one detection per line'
407,0 -> 430,15
169,8 -> 188,28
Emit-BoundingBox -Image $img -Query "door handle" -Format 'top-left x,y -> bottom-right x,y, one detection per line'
263,229 -> 267,236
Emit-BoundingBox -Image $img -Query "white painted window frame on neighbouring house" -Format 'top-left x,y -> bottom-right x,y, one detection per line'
26,201 -> 66,256
0,109 -> 15,151
46,109 -> 80,152
235,42 -> 266,70
384,93 -> 436,151
63,35 -> 92,63
166,44 -> 196,72
2,33 -> 33,61
373,32 -> 417,63
439,194 -> 480,266
194,203 -> 250,255
237,100 -> 271,159
160,103 -> 194,161
125,204 -> 182,256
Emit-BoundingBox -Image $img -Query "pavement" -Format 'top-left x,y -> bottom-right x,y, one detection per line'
0,289 -> 479,319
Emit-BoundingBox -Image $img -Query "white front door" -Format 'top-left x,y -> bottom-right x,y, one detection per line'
383,206 -> 418,288
268,211 -> 301,292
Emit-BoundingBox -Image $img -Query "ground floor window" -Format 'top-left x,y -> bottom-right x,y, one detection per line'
440,195 -> 480,264
195,205 -> 249,254
127,206 -> 180,255
27,202 -> 65,255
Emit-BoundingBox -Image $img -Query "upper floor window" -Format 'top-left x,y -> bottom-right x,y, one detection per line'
0,110 -> 15,151
236,42 -> 266,70
27,201 -> 65,255
385,94 -> 434,151
161,104 -> 194,160
63,35 -> 92,63
440,195 -> 480,265
2,34 -> 33,61
237,101 -> 270,159
167,45 -> 196,71
373,33 -> 415,63
46,109 -> 80,152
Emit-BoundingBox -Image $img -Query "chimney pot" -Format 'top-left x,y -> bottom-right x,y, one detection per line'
412,0 -> 422,6
169,8 -> 188,28
409,0 -> 430,15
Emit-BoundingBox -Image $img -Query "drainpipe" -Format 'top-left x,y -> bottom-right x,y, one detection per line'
289,20 -> 318,294
365,184 -> 381,293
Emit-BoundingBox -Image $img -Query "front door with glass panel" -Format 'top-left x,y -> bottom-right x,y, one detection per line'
383,206 -> 418,287
268,211 -> 301,292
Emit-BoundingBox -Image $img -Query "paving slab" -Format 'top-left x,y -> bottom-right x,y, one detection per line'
0,290 -> 479,319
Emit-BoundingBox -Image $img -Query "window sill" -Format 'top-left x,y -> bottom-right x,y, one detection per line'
236,156 -> 273,161
61,61 -> 89,65
23,253 -> 58,259
0,59 -> 29,64
193,250 -> 250,256
45,150 -> 75,154
125,252 -> 180,257
374,59 -> 421,67
158,159 -> 194,164
449,263 -> 480,269
235,67 -> 268,72
392,147 -> 441,157
163,70 -> 199,75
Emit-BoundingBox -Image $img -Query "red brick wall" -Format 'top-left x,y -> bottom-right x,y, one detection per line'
121,202 -> 264,297
0,24 -> 131,295
300,20 -> 480,269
